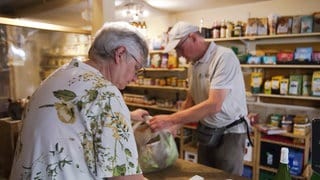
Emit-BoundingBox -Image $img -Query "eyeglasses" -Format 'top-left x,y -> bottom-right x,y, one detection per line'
175,35 -> 189,52
128,52 -> 145,76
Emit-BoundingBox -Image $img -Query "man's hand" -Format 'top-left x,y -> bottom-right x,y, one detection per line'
131,109 -> 149,121
149,114 -> 176,132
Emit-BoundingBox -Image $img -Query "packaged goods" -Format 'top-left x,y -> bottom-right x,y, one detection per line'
264,80 -> 272,94
289,75 -> 302,95
270,114 -> 282,127
292,16 -> 302,34
268,13 -> 278,35
301,15 -> 313,33
262,56 -> 277,64
312,71 -> 320,96
251,72 -> 263,93
294,47 -> 313,64
271,76 -> 284,94
280,78 -> 289,95
288,148 -> 304,176
167,52 -> 178,69
257,18 -> 268,36
302,75 -> 312,96
277,51 -> 294,64
160,53 -> 168,68
247,56 -> 262,64
293,123 -> 311,136
312,52 -> 320,64
276,16 -> 293,34
313,12 -> 320,32
150,53 -> 161,68
246,18 -> 258,36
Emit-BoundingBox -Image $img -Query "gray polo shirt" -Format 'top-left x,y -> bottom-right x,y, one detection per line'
189,42 -> 248,133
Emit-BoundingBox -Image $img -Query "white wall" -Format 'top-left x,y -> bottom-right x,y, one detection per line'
149,0 -> 320,33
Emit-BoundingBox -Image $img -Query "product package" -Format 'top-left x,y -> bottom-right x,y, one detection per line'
292,16 -> 302,34
312,71 -> 320,96
294,47 -> 313,64
289,75 -> 303,95
301,15 -> 313,33
276,16 -> 293,34
313,12 -> 320,32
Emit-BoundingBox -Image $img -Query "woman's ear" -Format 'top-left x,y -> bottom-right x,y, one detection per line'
114,46 -> 126,64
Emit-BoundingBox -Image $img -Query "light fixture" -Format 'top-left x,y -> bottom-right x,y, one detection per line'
121,2 -> 148,22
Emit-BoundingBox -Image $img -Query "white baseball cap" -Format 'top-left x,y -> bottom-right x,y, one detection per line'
164,21 -> 199,52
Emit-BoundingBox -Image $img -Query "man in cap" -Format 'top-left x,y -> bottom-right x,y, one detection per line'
149,21 -> 249,175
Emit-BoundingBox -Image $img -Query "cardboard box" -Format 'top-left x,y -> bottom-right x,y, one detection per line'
184,151 -> 198,163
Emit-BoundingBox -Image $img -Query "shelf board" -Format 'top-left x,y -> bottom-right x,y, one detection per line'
260,138 -> 305,149
241,64 -> 320,69
126,102 -> 177,112
205,32 -> 320,42
183,142 -> 198,153
149,50 -> 165,53
253,93 -> 320,101
43,54 -> 87,57
259,165 -> 306,179
144,67 -> 187,72
126,84 -> 188,91
244,160 -> 253,167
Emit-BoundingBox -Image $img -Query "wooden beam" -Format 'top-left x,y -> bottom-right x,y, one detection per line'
14,0 -> 85,17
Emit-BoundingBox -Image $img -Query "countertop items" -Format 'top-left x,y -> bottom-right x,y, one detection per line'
144,158 -> 248,180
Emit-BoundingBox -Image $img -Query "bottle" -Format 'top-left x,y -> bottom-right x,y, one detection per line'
220,20 -> 226,38
212,20 -> 220,39
273,147 -> 291,180
233,21 -> 242,37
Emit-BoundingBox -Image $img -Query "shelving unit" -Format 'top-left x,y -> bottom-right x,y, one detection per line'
174,33 -> 319,180
40,54 -> 87,80
255,129 -> 311,179
123,50 -> 188,115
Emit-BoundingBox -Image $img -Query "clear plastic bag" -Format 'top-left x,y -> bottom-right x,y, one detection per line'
133,119 -> 178,173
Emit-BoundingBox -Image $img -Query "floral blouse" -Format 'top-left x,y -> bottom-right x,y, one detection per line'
10,59 -> 141,180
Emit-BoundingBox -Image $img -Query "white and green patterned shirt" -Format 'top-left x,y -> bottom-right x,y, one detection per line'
10,59 -> 141,180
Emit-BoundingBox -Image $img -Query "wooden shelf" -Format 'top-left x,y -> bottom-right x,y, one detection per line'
144,67 -> 187,72
260,138 -> 305,149
149,50 -> 165,53
259,166 -> 306,179
183,142 -> 198,153
253,93 -> 320,101
43,54 -> 87,57
205,32 -> 320,42
244,160 -> 254,167
126,102 -> 177,112
126,84 -> 188,91
241,64 -> 320,69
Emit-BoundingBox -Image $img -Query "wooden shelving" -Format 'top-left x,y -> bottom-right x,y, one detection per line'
126,102 -> 177,112
126,84 -> 188,91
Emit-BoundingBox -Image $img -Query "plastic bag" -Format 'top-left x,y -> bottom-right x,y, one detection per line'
133,120 -> 178,173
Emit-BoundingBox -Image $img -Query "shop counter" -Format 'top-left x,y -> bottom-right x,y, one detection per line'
144,158 -> 248,180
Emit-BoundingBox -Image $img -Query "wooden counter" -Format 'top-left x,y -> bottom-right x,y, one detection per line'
144,159 -> 249,180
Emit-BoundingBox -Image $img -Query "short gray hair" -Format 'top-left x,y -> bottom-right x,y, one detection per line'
88,21 -> 149,65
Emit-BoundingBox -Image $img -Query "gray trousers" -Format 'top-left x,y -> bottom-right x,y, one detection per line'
198,133 -> 247,176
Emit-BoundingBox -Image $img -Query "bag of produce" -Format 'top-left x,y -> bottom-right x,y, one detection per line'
133,117 -> 178,173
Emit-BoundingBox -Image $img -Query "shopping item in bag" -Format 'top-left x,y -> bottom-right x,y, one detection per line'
133,118 -> 178,173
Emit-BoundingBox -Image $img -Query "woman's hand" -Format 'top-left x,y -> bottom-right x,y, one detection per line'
130,108 -> 149,121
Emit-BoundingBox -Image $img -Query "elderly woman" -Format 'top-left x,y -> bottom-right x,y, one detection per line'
10,22 -> 149,180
